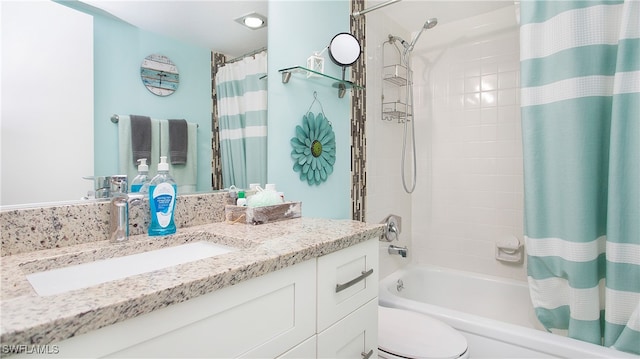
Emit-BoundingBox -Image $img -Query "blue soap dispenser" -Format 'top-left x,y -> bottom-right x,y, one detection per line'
131,158 -> 150,193
148,156 -> 177,236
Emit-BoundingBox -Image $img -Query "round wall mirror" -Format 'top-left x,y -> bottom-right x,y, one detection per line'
328,33 -> 361,67
140,54 -> 179,96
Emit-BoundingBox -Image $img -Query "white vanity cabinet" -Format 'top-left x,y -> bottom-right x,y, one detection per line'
43,238 -> 378,358
51,260 -> 317,359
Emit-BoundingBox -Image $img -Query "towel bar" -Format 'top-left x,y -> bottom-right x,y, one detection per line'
111,114 -> 198,127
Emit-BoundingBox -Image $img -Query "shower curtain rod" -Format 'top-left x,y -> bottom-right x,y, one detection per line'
352,0 -> 401,17
227,46 -> 267,64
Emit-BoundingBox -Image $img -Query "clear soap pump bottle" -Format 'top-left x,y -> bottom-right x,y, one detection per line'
131,158 -> 150,193
148,156 -> 177,236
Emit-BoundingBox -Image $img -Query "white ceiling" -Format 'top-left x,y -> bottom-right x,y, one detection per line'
82,0 -> 268,58
81,0 -> 512,58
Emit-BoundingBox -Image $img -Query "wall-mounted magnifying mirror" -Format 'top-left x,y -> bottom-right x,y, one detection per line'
328,32 -> 361,68
327,32 -> 361,98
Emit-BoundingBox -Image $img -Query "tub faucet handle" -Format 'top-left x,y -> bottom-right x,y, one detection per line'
381,214 -> 402,241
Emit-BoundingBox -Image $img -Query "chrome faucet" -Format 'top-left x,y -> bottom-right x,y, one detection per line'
388,221 -> 399,238
381,214 -> 402,241
388,244 -> 408,258
82,176 -> 111,199
109,175 -> 143,242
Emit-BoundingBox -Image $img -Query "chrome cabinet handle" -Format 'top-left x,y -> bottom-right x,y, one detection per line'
335,268 -> 374,293
361,349 -> 374,359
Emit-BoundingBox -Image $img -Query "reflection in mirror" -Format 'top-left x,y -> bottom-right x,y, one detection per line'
140,54 -> 180,97
1,0 -> 94,207
215,51 -> 268,190
0,1 -> 267,208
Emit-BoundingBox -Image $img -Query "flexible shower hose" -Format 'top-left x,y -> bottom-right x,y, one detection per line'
401,51 -> 417,194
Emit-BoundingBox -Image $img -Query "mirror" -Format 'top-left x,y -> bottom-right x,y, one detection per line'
0,1 -> 267,208
327,32 -> 361,93
328,33 -> 361,67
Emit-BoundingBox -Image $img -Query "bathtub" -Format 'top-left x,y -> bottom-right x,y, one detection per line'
379,265 -> 638,358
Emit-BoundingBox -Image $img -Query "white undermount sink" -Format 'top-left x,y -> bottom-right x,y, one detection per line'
26,241 -> 237,296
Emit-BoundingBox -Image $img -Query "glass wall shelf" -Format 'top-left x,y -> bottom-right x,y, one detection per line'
278,66 -> 364,98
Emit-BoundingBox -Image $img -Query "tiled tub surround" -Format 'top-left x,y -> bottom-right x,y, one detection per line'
1,217 -> 384,347
1,192 -> 232,256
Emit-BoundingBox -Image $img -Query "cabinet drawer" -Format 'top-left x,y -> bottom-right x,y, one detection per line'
317,239 -> 378,332
317,298 -> 378,358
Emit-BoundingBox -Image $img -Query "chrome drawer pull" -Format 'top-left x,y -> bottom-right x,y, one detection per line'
335,268 -> 374,293
361,349 -> 374,359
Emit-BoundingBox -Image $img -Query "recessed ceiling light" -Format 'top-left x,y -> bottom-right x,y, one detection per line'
235,12 -> 267,30
244,17 -> 263,28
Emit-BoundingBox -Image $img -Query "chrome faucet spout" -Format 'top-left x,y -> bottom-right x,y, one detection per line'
388,244 -> 408,258
108,175 -> 143,242
110,193 -> 144,242
110,195 -> 128,242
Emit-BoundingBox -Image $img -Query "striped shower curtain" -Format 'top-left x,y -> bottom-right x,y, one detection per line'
520,1 -> 639,354
216,51 -> 268,189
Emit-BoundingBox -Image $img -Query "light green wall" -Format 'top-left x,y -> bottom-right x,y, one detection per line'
267,0 -> 352,219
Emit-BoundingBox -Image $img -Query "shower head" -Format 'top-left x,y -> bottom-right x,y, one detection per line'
388,17 -> 438,53
423,18 -> 438,29
406,17 -> 438,52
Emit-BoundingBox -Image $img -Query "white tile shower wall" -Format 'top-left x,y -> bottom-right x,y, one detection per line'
365,11 -> 414,279
411,8 -> 526,281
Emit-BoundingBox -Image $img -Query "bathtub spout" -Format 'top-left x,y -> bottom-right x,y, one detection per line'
388,244 -> 408,258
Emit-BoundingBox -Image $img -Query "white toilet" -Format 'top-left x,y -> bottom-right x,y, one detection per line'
378,306 -> 469,359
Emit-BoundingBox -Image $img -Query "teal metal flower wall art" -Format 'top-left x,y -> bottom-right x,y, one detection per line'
290,112 -> 336,185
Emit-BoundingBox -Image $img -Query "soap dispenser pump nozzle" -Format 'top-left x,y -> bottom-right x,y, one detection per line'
137,158 -> 148,172
158,156 -> 169,172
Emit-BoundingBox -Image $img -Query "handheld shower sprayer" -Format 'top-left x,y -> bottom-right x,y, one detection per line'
388,18 -> 437,54
386,16 -> 438,194
423,17 -> 438,29
406,17 -> 438,52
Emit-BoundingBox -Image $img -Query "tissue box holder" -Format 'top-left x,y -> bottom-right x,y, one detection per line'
225,201 -> 302,225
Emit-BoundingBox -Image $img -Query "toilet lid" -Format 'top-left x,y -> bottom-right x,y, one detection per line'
378,306 -> 468,359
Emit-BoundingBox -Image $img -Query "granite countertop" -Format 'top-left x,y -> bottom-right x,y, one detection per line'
0,217 -> 384,346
